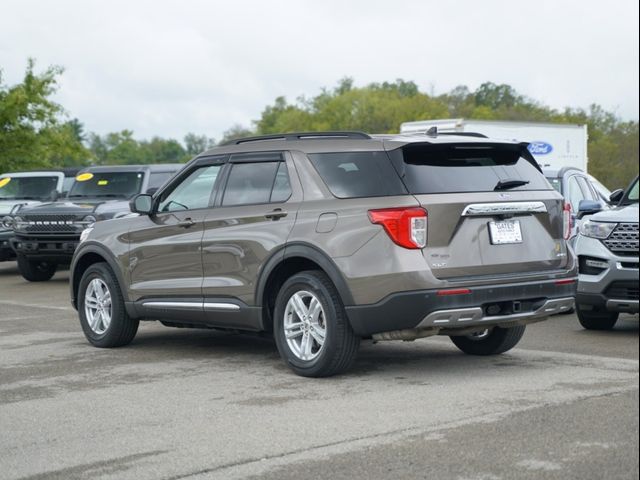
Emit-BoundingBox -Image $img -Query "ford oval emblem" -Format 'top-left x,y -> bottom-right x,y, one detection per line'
527,141 -> 553,155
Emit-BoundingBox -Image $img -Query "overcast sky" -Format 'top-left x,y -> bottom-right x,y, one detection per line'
1,0 -> 638,142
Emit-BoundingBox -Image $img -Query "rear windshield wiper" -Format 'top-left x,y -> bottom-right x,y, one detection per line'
494,179 -> 530,191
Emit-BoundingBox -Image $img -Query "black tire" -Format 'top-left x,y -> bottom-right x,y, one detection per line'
17,254 -> 57,282
273,270 -> 360,377
450,325 -> 526,355
77,262 -> 138,348
577,308 -> 618,330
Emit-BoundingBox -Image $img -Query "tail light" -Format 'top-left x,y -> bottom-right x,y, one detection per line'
368,207 -> 427,249
563,202 -> 572,240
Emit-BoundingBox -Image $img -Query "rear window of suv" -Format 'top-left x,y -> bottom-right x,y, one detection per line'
307,152 -> 406,198
388,143 -> 551,194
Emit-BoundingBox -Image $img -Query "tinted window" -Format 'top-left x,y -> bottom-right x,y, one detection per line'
270,162 -> 292,203
389,143 -> 551,194
546,177 -> 562,194
222,162 -> 281,206
307,152 -> 406,198
0,176 -> 59,200
68,172 -> 144,198
158,165 -> 221,212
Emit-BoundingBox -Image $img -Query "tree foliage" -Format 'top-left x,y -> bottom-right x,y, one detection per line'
2,61 -> 637,190
0,59 -> 90,172
252,79 -> 638,189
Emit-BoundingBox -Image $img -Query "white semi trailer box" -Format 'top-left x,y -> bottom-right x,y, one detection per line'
400,119 -> 588,171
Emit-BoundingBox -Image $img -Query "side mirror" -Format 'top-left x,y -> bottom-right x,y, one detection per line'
49,190 -> 59,202
146,187 -> 159,195
130,194 -> 153,215
577,199 -> 603,219
609,189 -> 624,204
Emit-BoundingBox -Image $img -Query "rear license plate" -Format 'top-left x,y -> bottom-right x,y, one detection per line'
489,220 -> 522,245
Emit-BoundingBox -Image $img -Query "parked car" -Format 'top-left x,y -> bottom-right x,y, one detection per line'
574,175 -> 639,330
544,166 -> 605,241
70,131 -> 577,377
0,168 -> 79,262
3,164 -> 182,281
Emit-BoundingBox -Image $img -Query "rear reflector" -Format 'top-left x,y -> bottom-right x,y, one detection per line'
368,207 -> 427,249
555,279 -> 576,285
437,288 -> 472,296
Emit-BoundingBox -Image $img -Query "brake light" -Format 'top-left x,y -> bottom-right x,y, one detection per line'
368,207 -> 427,249
563,202 -> 572,240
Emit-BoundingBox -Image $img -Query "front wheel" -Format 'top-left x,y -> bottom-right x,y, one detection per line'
17,254 -> 57,282
577,308 -> 618,330
78,262 -> 138,347
273,270 -> 360,377
450,325 -> 526,355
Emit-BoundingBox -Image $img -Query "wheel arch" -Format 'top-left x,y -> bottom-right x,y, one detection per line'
70,243 -> 129,311
256,242 -> 355,332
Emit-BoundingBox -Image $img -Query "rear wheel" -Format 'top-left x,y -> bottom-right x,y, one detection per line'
17,254 -> 57,282
450,325 -> 526,355
577,308 -> 618,330
274,270 -> 360,377
78,262 -> 138,347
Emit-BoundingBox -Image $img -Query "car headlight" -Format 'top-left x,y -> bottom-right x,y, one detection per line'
1,216 -> 14,230
580,220 -> 617,239
82,215 -> 97,227
79,227 -> 94,243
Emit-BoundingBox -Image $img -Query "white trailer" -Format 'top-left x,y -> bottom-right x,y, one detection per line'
400,118 -> 589,171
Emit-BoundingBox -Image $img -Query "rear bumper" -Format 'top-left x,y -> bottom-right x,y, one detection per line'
10,234 -> 78,263
345,278 -> 577,336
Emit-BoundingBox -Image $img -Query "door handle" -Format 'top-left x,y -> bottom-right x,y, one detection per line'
177,218 -> 196,228
265,209 -> 288,220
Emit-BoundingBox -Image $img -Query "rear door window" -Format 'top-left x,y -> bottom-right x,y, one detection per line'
307,152 -> 406,198
388,143 -> 551,194
221,154 -> 292,206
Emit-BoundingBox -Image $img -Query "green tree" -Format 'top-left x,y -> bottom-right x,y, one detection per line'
184,133 -> 216,156
0,59 -> 90,172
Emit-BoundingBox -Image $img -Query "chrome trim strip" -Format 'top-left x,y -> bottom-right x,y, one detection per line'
203,302 -> 240,311
142,302 -> 203,310
417,297 -> 575,328
461,201 -> 547,216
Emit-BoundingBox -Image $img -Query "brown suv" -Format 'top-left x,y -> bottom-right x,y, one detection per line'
70,131 -> 577,377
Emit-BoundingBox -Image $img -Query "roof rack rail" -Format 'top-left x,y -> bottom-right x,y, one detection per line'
436,132 -> 488,139
222,131 -> 371,146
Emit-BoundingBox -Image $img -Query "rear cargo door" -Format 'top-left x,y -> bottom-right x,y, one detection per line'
388,142 -> 570,279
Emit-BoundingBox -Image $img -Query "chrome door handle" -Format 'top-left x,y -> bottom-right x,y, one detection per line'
265,209 -> 287,220
177,218 -> 196,228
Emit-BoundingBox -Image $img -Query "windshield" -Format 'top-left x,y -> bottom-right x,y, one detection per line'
0,175 -> 59,200
68,172 -> 144,199
546,177 -> 562,194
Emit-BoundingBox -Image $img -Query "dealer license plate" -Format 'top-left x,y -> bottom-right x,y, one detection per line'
489,220 -> 522,245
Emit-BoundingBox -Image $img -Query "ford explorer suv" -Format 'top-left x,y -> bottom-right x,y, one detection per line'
69,131 -> 577,377
5,164 -> 181,281
544,166 -> 607,243
574,175 -> 639,329
0,169 -> 79,262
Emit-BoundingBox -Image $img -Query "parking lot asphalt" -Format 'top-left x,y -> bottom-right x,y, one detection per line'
0,262 -> 638,480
